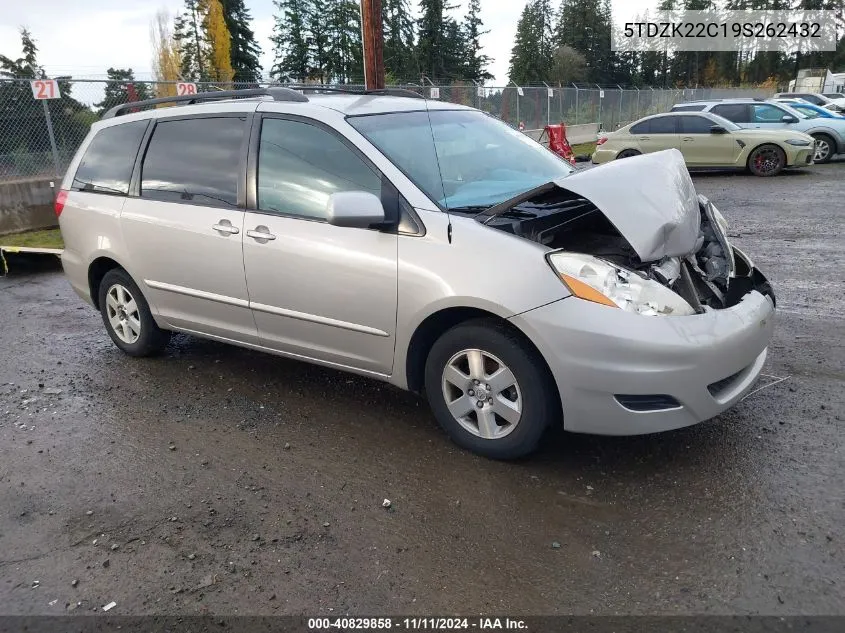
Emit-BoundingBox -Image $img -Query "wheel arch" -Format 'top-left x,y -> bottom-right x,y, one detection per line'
404,306 -> 557,403
88,256 -> 128,310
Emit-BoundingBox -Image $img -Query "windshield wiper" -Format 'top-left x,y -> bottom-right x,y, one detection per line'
447,205 -> 493,215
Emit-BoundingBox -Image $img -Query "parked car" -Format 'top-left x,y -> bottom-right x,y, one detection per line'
772,99 -> 845,120
57,88 -> 776,459
822,93 -> 845,101
592,111 -> 815,176
671,99 -> 845,163
773,92 -> 845,112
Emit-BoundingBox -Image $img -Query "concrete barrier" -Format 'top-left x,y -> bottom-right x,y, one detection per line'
524,123 -> 601,146
0,177 -> 58,236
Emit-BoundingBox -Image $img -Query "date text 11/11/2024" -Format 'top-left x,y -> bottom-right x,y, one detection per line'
308,617 -> 529,630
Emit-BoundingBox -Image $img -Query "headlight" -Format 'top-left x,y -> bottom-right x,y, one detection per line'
785,139 -> 812,146
547,252 -> 696,316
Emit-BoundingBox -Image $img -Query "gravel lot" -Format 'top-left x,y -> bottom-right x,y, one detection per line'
1,162 -> 843,616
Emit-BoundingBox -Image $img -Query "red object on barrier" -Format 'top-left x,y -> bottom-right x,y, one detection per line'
543,123 -> 575,165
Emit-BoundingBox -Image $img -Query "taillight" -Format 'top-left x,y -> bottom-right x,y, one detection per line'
596,137 -> 608,146
54,189 -> 68,217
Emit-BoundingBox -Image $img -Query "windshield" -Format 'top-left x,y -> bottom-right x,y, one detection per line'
348,110 -> 574,211
792,104 -> 822,119
775,102 -> 809,119
707,113 -> 742,130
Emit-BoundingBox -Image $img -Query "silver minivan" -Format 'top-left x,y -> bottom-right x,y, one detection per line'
58,88 -> 775,459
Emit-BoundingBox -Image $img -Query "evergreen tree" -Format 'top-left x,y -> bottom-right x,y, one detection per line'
308,0 -> 332,82
220,0 -> 262,83
270,0 -> 310,82
328,0 -> 364,83
0,28 -> 42,78
508,1 -> 554,84
461,0 -> 493,82
94,68 -> 152,115
556,0 -> 613,84
383,0 -> 417,81
174,0 -> 207,80
417,0 -> 446,80
442,17 -> 466,79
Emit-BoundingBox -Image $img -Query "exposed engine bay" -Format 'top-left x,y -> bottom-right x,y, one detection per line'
474,188 -> 775,312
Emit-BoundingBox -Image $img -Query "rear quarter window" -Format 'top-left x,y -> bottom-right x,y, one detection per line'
630,120 -> 652,134
72,120 -> 149,195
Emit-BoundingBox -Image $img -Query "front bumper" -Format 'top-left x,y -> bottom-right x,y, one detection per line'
511,286 -> 775,436
784,146 -> 815,167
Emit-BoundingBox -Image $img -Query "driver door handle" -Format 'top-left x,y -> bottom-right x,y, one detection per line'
682,137 -> 694,141
246,227 -> 277,241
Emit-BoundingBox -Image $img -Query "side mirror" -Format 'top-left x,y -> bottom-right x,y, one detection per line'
326,191 -> 386,229
709,125 -> 728,134
782,115 -> 798,123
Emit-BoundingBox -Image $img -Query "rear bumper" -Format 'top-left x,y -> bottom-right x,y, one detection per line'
511,288 -> 775,435
591,148 -> 617,164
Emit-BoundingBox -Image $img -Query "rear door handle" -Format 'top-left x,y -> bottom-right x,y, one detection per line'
246,227 -> 276,241
682,137 -> 694,141
213,221 -> 240,235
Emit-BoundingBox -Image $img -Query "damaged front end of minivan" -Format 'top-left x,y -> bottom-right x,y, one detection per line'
474,149 -> 775,316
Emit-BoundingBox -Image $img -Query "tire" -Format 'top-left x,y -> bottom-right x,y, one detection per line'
747,144 -> 785,177
616,149 -> 641,160
98,268 -> 170,357
811,133 -> 834,164
424,319 -> 559,460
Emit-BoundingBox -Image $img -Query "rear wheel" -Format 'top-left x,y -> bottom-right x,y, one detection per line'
616,149 -> 641,160
747,144 -> 785,177
811,134 -> 834,164
424,319 -> 559,460
98,269 -> 170,357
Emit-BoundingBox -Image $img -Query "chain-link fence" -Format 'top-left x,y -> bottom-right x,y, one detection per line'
0,77 -> 771,183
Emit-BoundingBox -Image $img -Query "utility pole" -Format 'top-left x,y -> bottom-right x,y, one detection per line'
360,0 -> 385,90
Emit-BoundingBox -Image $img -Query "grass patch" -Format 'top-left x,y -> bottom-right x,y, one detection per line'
571,141 -> 597,156
0,228 -> 64,249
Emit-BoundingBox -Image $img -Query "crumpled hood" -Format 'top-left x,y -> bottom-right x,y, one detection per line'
553,149 -> 700,262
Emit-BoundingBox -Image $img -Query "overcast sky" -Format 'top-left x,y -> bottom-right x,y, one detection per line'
1,0 -> 654,86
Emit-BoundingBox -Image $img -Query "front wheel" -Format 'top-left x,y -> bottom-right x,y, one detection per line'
747,144 -> 785,177
811,134 -> 834,164
424,320 -> 559,460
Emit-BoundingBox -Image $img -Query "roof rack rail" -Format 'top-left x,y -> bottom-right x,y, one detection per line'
101,87 -> 308,119
285,85 -> 425,99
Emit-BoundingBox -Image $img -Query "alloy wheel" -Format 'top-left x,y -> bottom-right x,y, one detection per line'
441,349 -> 522,440
814,139 -> 831,163
105,283 -> 141,344
752,146 -> 782,175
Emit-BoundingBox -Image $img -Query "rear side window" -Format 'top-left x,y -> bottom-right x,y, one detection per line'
649,116 -> 678,133
141,117 -> 245,208
72,121 -> 148,195
672,105 -> 706,112
679,116 -> 716,134
712,104 -> 750,123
